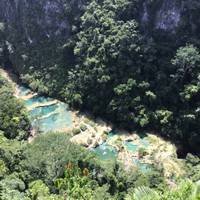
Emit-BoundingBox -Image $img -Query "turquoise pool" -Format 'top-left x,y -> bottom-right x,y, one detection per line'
18,86 -> 72,133
124,141 -> 138,152
140,138 -> 149,147
93,143 -> 117,160
24,96 -> 51,107
124,136 -> 149,152
32,107 -> 72,133
133,159 -> 151,172
18,86 -> 31,96
18,86 -> 151,169
30,104 -> 58,117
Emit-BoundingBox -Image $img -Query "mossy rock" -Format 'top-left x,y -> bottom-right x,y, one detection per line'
88,120 -> 96,128
103,130 -> 109,135
91,132 -> 96,138
83,118 -> 90,124
87,138 -> 93,145
102,134 -> 107,141
72,128 -> 81,135
138,147 -> 148,158
80,124 -> 87,132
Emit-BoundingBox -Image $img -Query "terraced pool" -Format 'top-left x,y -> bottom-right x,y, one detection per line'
94,130 -> 151,171
92,143 -> 118,160
17,85 -> 151,171
18,86 -> 72,133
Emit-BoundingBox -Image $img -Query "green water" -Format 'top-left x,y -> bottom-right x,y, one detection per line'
123,137 -> 150,171
133,159 -> 151,172
93,143 -> 117,160
93,130 -> 151,171
124,141 -> 138,152
32,105 -> 72,132
124,136 -> 149,152
108,131 -> 115,138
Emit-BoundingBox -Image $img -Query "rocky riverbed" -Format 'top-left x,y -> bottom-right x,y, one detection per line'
0,68 -> 186,178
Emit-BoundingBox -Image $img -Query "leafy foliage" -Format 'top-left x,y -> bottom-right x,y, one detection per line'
126,180 -> 200,200
0,75 -> 30,140
2,0 -> 200,154
1,0 -> 200,199
20,132 -> 95,184
55,164 -> 96,199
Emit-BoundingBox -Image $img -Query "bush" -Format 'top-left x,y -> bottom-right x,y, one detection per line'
138,148 -> 147,158
19,132 -> 93,183
0,75 -> 30,140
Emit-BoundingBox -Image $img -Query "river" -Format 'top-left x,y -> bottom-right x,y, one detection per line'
0,68 -> 184,176
16,84 -> 150,171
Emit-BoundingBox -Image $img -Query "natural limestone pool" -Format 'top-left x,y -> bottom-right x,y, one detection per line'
124,138 -> 149,152
92,143 -> 118,160
17,86 -> 119,161
17,85 -> 150,171
0,68 -> 185,176
93,131 -> 151,171
17,86 -> 149,171
124,141 -> 138,152
18,86 -> 72,133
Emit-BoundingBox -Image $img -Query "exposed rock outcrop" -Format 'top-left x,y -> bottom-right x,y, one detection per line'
0,0 -> 87,72
138,0 -> 200,38
0,0 -> 200,71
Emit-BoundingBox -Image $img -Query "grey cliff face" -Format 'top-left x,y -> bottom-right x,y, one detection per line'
155,0 -> 181,31
0,0 -> 86,44
0,0 -> 200,70
0,0 -> 200,42
140,0 -> 182,32
0,0 -> 86,71
139,0 -> 200,37
1,0 -> 199,44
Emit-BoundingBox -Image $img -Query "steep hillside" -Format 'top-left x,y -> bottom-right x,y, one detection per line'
0,0 -> 86,74
1,0 -> 200,72
1,0 -> 200,155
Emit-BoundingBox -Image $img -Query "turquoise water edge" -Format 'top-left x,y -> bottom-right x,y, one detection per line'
18,85 -> 150,171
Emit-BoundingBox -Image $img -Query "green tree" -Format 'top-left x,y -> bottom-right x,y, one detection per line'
125,180 -> 200,200
170,45 -> 200,152
27,180 -> 62,200
65,0 -> 143,116
55,164 -> 96,200
20,132 -> 96,184
0,75 -> 30,140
